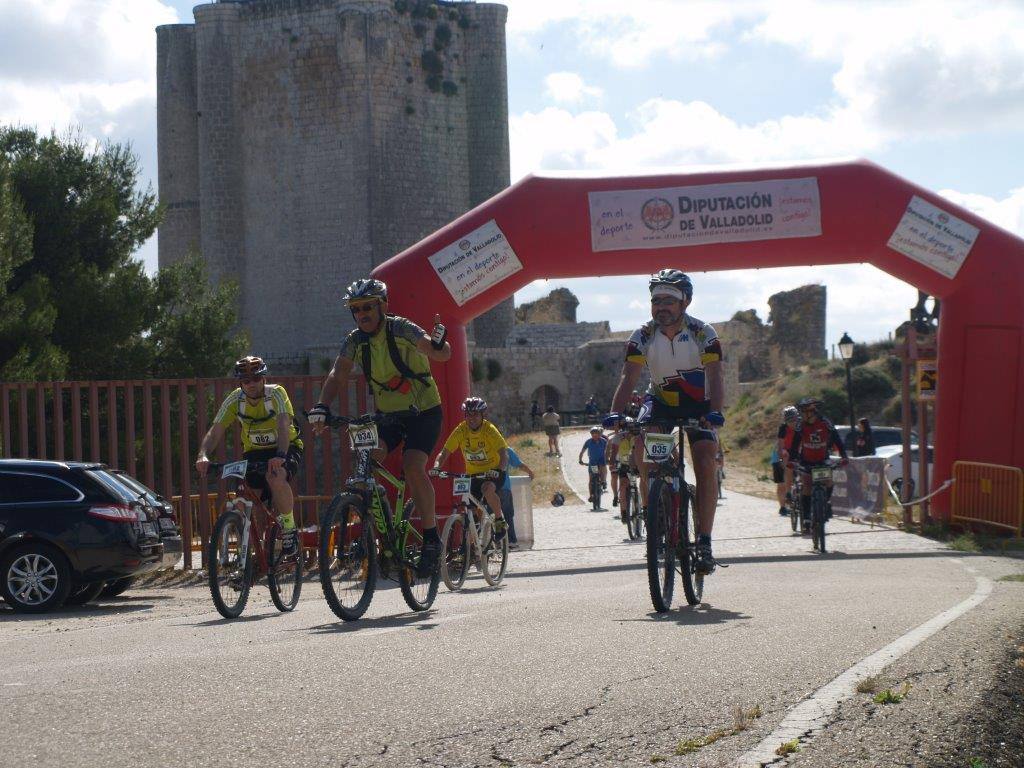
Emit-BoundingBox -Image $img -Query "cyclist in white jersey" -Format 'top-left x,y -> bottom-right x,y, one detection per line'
610,269 -> 725,574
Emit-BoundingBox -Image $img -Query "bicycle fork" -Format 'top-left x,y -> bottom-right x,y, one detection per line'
221,499 -> 253,568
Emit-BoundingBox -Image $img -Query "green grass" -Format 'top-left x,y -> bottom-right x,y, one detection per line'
775,739 -> 799,756
855,675 -> 879,693
968,759 -> 990,768
949,533 -> 983,552
874,683 -> 912,704
997,573 -> 1024,582
649,755 -> 667,764
675,730 -> 728,755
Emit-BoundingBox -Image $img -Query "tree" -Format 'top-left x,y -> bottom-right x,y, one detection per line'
0,127 -> 246,380
148,252 -> 249,378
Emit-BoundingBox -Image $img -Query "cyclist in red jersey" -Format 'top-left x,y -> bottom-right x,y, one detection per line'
789,397 -> 848,532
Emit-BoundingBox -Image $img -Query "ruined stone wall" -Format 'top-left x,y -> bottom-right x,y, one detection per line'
514,287 -> 579,324
767,284 -> 827,371
157,0 -> 510,366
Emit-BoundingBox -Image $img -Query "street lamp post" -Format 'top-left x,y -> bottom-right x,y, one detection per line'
838,332 -> 855,429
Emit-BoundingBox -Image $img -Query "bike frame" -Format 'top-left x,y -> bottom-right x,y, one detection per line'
347,444 -> 417,570
215,465 -> 280,580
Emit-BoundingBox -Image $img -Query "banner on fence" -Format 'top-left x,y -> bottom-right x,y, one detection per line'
831,457 -> 887,518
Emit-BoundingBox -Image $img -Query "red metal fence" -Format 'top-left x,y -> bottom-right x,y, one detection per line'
0,375 -> 367,568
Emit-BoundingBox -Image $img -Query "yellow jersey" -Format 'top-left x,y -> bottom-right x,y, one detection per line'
442,419 -> 507,474
214,384 -> 302,454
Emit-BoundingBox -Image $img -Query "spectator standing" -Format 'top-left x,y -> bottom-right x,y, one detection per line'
853,417 -> 876,456
499,446 -> 534,550
541,406 -> 561,456
530,399 -> 539,429
584,395 -> 599,419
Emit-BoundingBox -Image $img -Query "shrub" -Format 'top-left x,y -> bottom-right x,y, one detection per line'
420,49 -> 444,74
485,358 -> 502,381
441,79 -> 458,96
736,435 -> 750,449
819,387 -> 848,423
851,366 -> 896,402
434,23 -> 452,47
470,357 -> 483,382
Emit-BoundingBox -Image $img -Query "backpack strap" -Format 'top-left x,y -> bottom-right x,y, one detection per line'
360,317 -> 433,394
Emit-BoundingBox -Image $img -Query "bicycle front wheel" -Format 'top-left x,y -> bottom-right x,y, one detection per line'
646,478 -> 676,613
440,511 -> 470,591
208,511 -> 253,619
623,483 -> 638,540
790,498 -> 799,532
812,488 -> 827,554
319,494 -> 377,621
267,523 -> 302,612
481,518 -> 508,586
398,501 -> 440,612
679,484 -> 703,606
589,473 -> 602,511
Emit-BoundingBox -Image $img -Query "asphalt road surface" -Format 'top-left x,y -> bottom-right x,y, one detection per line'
3,430 -> 1022,767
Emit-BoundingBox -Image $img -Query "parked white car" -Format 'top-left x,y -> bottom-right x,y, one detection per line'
877,444 -> 934,498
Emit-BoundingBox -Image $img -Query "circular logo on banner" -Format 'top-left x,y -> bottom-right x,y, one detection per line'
458,239 -> 471,250
641,197 -> 674,231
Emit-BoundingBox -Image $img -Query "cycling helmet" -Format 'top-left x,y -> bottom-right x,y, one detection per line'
783,405 -> 799,422
234,355 -> 268,378
462,396 -> 488,413
602,412 -> 624,429
796,396 -> 822,410
343,278 -> 388,305
590,425 -> 602,434
649,268 -> 693,299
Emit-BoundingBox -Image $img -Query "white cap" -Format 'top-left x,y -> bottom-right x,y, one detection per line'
651,285 -> 684,300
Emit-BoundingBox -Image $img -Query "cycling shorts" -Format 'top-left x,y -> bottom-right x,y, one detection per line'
379,405 -> 443,456
470,470 -> 506,501
637,394 -> 716,445
243,445 -> 303,503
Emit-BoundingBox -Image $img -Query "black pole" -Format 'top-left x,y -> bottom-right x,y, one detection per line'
845,359 -> 855,429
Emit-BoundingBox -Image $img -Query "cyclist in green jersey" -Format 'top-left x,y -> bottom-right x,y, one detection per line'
195,356 -> 304,556
308,279 -> 451,576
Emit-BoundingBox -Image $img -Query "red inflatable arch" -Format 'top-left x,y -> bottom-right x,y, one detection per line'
373,159 -> 1024,520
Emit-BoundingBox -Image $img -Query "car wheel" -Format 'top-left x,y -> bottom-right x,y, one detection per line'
0,543 -> 73,613
64,581 -> 106,607
99,576 -> 135,598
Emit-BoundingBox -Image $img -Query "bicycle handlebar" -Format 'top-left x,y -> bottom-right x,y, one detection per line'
304,407 -> 420,429
429,469 -> 500,480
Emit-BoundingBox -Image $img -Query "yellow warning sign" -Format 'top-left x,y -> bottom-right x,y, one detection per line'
917,360 -> 937,401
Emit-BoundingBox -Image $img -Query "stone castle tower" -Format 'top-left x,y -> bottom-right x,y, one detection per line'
156,0 -> 514,367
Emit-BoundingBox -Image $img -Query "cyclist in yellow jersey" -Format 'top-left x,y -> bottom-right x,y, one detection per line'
195,356 -> 303,555
308,278 -> 451,576
433,397 -> 509,540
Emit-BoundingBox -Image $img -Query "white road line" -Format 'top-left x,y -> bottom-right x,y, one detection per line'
735,558 -> 993,767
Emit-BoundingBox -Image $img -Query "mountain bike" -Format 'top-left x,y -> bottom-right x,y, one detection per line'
787,468 -> 803,533
619,465 -> 644,541
429,470 -> 508,590
314,410 -> 439,621
581,461 -> 603,510
643,419 -> 724,611
804,460 -> 840,554
203,460 -> 303,619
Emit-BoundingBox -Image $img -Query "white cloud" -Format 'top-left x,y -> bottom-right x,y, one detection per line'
510,107 -> 618,180
938,187 -> 1024,238
0,1 -> 177,136
543,72 -> 603,105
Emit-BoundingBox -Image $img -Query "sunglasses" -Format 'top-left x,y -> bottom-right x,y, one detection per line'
350,302 -> 379,314
239,376 -> 264,385
651,296 -> 679,307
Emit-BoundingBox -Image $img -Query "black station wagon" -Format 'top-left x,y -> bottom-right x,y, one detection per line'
0,460 -> 165,613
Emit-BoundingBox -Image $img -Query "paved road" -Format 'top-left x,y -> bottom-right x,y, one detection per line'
2,430 -> 1021,767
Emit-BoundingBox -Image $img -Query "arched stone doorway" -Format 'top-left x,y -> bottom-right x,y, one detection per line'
531,384 -> 560,411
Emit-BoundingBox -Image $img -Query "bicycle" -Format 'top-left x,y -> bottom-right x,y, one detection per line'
643,418 -> 724,611
429,470 -> 508,590
619,465 -> 643,541
786,468 -> 803,533
314,410 -> 440,621
581,461 -> 603,510
202,460 -> 303,619
803,460 -> 840,554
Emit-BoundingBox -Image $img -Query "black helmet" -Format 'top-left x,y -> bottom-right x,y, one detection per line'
343,278 -> 388,304
462,396 -> 487,413
797,396 -> 822,410
234,355 -> 268,378
649,268 -> 693,299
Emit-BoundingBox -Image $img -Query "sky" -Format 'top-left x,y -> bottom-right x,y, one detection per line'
1,0 -> 1022,351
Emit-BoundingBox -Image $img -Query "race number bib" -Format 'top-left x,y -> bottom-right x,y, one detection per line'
249,430 -> 277,446
349,423 -> 379,450
453,476 -> 471,495
465,448 -> 488,463
221,460 -> 248,480
644,432 -> 675,462
589,464 -> 600,475
811,466 -> 832,482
